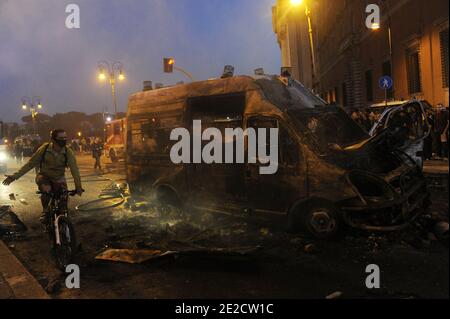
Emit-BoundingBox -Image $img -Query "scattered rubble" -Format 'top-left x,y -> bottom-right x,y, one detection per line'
304,243 -> 317,254
95,246 -> 261,264
0,206 -> 27,238
433,221 -> 449,242
325,291 -> 343,299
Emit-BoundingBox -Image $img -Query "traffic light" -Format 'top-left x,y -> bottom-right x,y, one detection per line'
163,58 -> 174,73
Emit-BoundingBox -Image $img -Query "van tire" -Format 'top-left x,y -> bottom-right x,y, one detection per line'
155,186 -> 182,209
288,200 -> 341,239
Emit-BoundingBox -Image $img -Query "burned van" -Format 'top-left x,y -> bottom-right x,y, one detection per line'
126,75 -> 430,238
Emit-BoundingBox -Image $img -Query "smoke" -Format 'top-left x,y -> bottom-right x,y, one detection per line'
0,0 -> 280,122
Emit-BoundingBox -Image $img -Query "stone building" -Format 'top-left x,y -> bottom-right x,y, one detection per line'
272,0 -> 449,109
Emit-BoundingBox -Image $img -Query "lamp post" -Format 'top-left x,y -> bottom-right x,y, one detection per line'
370,6 -> 395,100
290,0 -> 317,91
97,61 -> 125,118
21,96 -> 42,135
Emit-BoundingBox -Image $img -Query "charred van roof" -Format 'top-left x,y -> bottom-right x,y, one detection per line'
127,75 -> 326,116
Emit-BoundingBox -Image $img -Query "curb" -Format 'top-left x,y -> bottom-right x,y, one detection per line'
0,240 -> 50,299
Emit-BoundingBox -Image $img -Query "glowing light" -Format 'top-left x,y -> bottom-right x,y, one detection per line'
370,23 -> 380,30
22,104 -> 27,110
77,132 -> 82,137
98,72 -> 106,80
290,0 -> 303,6
37,103 -> 42,109
168,58 -> 174,65
106,116 -> 112,123
118,72 -> 125,81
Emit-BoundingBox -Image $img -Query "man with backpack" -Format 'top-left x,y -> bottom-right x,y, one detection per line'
2,129 -> 83,224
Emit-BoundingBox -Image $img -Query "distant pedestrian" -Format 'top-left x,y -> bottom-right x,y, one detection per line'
441,117 -> 449,159
92,138 -> 104,170
13,141 -> 23,164
81,138 -> 87,153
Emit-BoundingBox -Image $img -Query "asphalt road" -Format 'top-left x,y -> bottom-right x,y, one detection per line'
0,154 -> 448,299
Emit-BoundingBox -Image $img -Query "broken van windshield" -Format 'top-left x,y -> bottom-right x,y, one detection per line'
256,77 -> 326,110
292,106 -> 369,153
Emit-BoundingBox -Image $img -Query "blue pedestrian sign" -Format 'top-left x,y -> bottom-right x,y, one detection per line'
379,76 -> 393,90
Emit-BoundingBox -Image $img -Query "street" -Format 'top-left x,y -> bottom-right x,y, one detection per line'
0,154 -> 448,299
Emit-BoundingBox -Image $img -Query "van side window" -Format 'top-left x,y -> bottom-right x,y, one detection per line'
131,115 -> 181,156
280,126 -> 299,166
247,117 -> 278,162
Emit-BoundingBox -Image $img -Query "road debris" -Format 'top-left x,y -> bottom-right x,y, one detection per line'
95,248 -> 176,264
325,291 -> 343,299
9,193 -> 16,201
304,243 -> 317,254
0,206 -> 27,237
433,221 -> 449,242
95,246 -> 261,264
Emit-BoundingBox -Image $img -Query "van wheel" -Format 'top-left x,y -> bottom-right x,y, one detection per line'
288,200 -> 340,239
155,187 -> 183,217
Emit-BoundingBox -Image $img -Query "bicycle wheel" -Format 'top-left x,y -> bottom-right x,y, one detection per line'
54,216 -> 77,270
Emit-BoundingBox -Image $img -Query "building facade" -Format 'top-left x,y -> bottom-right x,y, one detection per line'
272,0 -> 449,109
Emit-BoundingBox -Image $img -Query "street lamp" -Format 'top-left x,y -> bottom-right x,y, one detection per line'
370,13 -> 394,100
21,96 -> 42,135
289,0 -> 317,91
97,61 -> 125,117
290,0 -> 303,6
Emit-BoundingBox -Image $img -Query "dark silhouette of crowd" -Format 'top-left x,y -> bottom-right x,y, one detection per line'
424,104 -> 449,160
349,104 -> 449,161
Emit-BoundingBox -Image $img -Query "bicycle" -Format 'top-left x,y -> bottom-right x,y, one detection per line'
37,189 -> 82,270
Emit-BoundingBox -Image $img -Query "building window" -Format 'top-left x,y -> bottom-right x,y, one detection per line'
382,61 -> 393,99
440,28 -> 449,88
365,70 -> 373,102
406,46 -> 422,94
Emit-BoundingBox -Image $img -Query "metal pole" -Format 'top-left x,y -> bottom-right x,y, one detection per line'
305,5 -> 317,90
174,66 -> 195,82
110,75 -> 117,117
388,24 -> 395,100
32,110 -> 36,135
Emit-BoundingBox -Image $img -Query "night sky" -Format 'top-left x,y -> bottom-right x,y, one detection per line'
0,0 -> 280,122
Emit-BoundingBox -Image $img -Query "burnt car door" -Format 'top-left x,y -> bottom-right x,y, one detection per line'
369,100 -> 430,168
245,116 -> 306,213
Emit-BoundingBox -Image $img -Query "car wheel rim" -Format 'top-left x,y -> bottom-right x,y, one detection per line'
309,210 -> 336,234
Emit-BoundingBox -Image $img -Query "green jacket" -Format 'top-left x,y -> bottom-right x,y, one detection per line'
12,142 -> 82,189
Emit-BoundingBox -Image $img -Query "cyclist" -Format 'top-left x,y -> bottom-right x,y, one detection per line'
2,129 -> 83,224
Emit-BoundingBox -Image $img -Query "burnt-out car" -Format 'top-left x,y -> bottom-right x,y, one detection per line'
125,75 -> 430,238
369,100 -> 431,169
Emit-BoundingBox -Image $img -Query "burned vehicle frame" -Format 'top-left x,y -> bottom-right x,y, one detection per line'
125,75 -> 430,238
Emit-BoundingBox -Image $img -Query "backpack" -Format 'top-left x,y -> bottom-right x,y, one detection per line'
39,143 -> 68,170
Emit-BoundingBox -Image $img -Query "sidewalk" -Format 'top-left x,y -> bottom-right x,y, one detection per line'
423,159 -> 449,175
0,240 -> 49,299
423,159 -> 449,193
